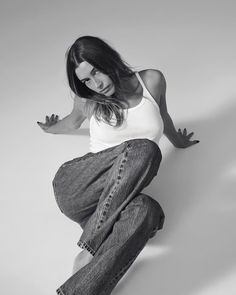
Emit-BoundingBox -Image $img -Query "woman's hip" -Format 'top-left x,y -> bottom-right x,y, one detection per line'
52,139 -> 161,189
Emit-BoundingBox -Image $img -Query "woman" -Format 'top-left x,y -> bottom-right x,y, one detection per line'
37,35 -> 199,295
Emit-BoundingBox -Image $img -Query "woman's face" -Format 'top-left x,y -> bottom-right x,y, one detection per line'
75,61 -> 115,96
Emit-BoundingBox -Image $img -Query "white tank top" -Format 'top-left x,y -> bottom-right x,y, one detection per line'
89,72 -> 164,153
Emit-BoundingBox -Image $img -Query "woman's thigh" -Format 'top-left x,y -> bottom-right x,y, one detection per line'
52,138 -> 162,228
52,141 -> 128,224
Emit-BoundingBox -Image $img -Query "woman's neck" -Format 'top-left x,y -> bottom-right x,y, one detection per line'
120,73 -> 140,98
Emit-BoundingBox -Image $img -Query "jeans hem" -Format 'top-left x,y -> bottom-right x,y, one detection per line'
77,240 -> 96,256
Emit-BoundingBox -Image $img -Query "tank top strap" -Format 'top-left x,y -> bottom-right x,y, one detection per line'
135,72 -> 160,110
135,72 -> 148,93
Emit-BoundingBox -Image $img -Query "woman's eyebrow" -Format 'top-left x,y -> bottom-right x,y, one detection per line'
91,67 -> 97,75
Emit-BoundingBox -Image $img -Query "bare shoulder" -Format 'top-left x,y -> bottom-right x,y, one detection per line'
73,96 -> 89,118
74,95 -> 95,120
139,69 -> 166,105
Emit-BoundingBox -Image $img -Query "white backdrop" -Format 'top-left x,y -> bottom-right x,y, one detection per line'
0,1 -> 236,294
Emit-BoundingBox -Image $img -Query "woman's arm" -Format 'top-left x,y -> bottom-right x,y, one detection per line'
143,69 -> 199,148
37,96 -> 87,134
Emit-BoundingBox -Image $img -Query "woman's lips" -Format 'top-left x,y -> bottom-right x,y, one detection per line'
101,85 -> 110,93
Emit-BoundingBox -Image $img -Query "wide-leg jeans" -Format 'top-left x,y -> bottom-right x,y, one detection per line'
52,138 -> 165,295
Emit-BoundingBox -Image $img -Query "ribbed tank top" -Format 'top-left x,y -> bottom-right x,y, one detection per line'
89,72 -> 164,153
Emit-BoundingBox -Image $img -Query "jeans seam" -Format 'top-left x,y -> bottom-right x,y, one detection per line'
77,240 -> 96,256
96,143 -> 131,230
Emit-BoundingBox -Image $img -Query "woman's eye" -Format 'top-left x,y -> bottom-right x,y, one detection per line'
83,79 -> 90,84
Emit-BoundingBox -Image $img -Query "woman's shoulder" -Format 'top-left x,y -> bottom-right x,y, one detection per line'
73,95 -> 92,120
138,69 -> 166,104
138,69 -> 165,88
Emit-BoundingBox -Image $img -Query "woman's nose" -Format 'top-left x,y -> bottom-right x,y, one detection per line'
93,78 -> 103,89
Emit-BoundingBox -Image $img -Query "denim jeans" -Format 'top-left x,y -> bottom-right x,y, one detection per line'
52,138 -> 165,295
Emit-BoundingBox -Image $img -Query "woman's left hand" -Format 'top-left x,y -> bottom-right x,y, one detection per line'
176,128 -> 200,148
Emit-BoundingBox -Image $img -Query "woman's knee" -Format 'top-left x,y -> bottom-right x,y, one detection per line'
136,193 -> 165,234
52,171 -> 82,218
53,188 -> 91,227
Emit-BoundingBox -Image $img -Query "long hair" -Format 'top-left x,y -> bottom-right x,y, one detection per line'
66,36 -> 135,127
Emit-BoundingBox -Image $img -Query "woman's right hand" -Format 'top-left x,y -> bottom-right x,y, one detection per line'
37,114 -> 59,132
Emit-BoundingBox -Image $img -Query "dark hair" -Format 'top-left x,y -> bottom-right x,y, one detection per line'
66,35 -> 135,127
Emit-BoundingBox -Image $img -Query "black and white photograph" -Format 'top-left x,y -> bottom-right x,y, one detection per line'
1,1 -> 236,294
